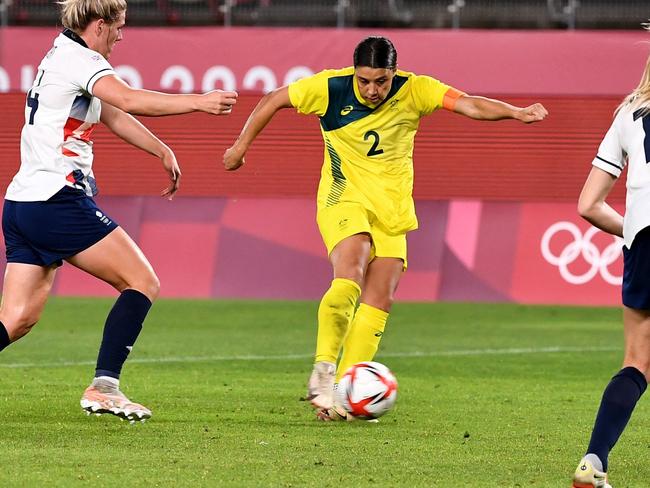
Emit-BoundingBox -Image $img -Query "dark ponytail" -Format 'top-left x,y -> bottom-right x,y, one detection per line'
353,36 -> 397,69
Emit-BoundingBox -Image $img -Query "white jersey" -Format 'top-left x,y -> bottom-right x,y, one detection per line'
592,104 -> 650,248
5,30 -> 115,202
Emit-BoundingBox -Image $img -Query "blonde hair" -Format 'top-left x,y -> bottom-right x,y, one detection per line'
617,24 -> 650,116
59,0 -> 126,32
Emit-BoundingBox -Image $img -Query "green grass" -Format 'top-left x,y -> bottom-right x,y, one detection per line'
0,299 -> 648,487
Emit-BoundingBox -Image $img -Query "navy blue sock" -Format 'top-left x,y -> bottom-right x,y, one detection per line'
586,366 -> 647,471
0,321 -> 9,352
95,289 -> 152,379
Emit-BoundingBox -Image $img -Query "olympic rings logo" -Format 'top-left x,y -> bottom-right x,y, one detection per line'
540,221 -> 623,285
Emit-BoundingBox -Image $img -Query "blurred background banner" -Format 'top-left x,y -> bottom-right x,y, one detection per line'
1,28 -> 649,94
0,196 -> 622,304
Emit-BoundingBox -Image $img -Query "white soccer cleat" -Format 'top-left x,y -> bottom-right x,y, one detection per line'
572,456 -> 611,488
316,403 -> 351,422
316,384 -> 379,423
80,381 -> 152,423
306,361 -> 336,410
316,403 -> 379,423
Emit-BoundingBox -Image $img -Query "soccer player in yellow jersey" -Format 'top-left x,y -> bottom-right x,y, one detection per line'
223,36 -> 547,420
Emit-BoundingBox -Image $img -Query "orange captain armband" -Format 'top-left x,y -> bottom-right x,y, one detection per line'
442,88 -> 466,111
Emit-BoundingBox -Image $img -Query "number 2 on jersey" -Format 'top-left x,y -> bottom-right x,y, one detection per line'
27,90 -> 40,125
364,130 -> 384,157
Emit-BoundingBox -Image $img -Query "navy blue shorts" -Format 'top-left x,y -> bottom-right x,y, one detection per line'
3,186 -> 118,267
623,226 -> 650,309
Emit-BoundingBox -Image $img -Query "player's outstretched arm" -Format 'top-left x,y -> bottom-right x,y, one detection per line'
223,86 -> 293,171
93,75 -> 237,117
453,95 -> 548,123
100,101 -> 181,199
577,166 -> 623,237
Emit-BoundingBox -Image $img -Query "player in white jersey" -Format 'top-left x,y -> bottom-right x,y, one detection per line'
570,44 -> 650,488
0,0 -> 237,423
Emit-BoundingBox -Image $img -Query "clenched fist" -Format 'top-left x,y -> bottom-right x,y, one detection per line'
199,90 -> 238,115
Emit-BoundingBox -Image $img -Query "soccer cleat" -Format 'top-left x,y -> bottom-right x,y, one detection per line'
572,456 -> 611,488
80,380 -> 152,423
306,361 -> 336,410
316,403 -> 352,422
316,403 -> 379,423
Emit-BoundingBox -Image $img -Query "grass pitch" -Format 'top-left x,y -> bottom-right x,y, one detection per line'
1,299 -> 648,487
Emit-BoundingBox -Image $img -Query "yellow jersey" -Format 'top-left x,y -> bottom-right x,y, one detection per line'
288,67 -> 460,234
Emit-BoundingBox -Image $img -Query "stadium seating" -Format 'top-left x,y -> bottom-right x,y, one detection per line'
2,0 -> 648,28
253,0 -> 339,27
574,0 -> 649,29
400,0 -> 453,29
126,0 -> 167,26
6,0 -> 59,26
166,0 -> 223,25
450,1 -> 557,29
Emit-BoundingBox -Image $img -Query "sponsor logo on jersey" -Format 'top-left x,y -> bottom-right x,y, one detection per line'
340,105 -> 354,116
95,210 -> 113,226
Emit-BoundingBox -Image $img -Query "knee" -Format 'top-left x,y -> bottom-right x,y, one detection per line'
126,271 -> 160,302
141,272 -> 160,301
334,265 -> 365,286
361,291 -> 395,313
1,308 -> 40,341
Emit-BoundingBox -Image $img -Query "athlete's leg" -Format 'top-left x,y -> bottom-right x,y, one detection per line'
358,256 -> 404,313
66,227 -> 159,380
67,227 -> 158,420
573,306 -> 649,487
330,233 -> 373,284
316,233 -> 371,363
622,306 -> 650,379
308,234 -> 371,409
0,263 -> 57,348
67,227 -> 159,300
588,308 -> 649,462
336,257 -> 403,379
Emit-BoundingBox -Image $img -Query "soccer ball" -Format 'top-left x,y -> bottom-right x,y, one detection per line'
336,361 -> 398,420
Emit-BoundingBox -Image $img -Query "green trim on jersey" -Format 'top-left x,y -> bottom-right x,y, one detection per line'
320,74 -> 408,132
325,136 -> 346,207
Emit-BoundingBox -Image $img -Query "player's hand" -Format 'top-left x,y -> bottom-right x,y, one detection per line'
200,90 -> 238,115
160,147 -> 181,200
516,103 -> 548,123
223,144 -> 246,171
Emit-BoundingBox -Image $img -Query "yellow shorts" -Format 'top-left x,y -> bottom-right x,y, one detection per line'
316,202 -> 408,268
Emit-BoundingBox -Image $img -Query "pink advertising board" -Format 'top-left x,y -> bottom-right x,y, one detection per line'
0,197 -> 624,305
1,27 -> 648,95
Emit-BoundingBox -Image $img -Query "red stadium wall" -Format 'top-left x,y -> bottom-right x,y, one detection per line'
0,92 -> 626,202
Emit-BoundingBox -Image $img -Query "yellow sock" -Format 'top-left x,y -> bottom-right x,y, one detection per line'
336,303 -> 388,381
314,278 -> 361,364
